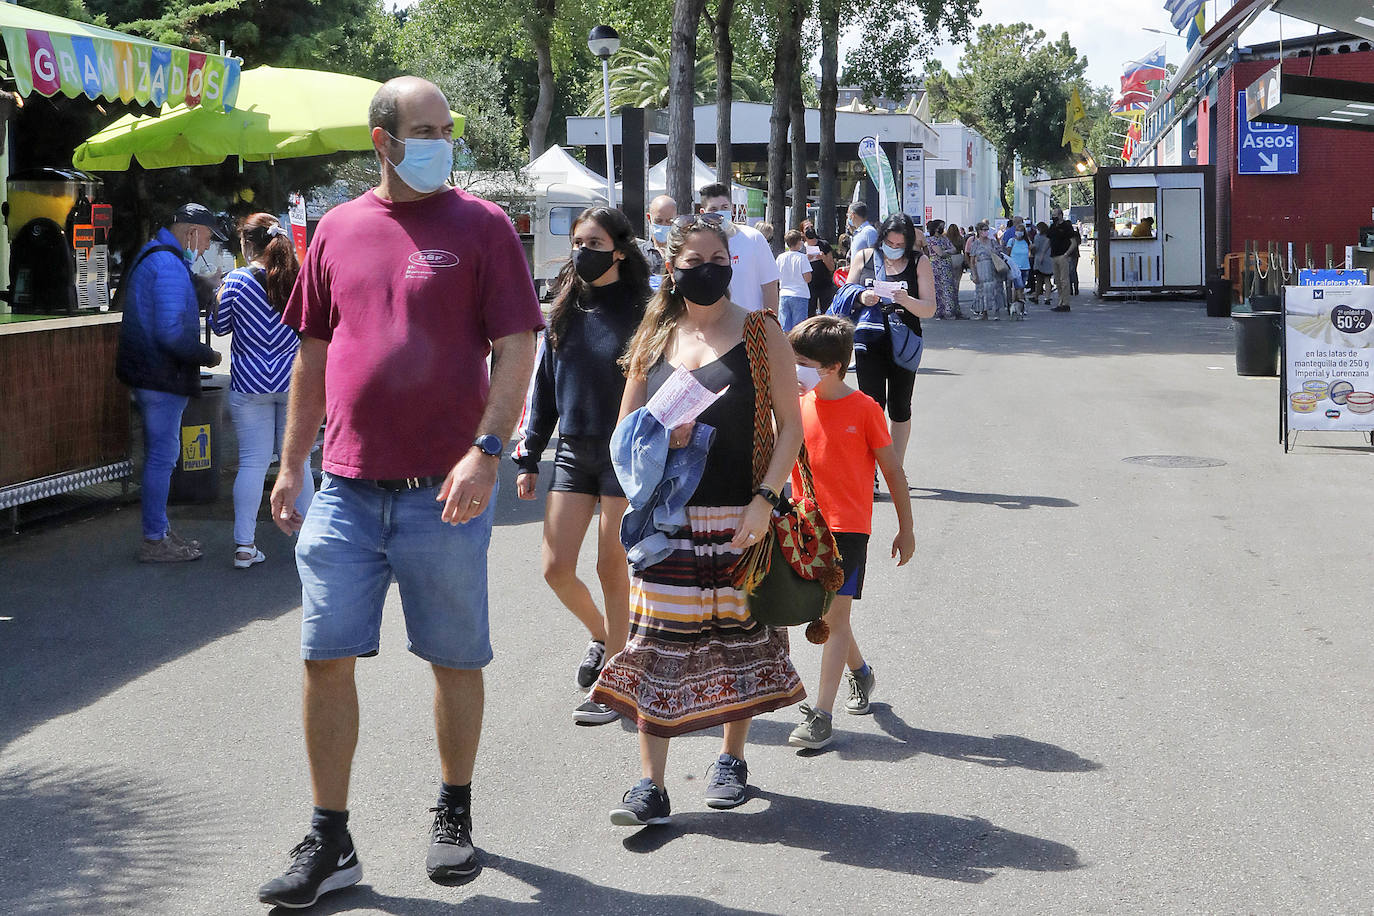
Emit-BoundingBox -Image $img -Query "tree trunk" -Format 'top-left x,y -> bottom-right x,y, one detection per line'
790,62 -> 807,240
817,0 -> 839,242
998,153 -> 1013,217
527,6 -> 556,159
767,0 -> 802,245
712,0 -> 735,185
668,0 -> 707,210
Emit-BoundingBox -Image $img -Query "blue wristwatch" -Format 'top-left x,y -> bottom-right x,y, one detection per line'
474,434 -> 503,457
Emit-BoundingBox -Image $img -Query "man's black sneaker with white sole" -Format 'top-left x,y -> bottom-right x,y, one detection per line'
257,831 -> 362,909
426,805 -> 477,882
609,778 -> 671,826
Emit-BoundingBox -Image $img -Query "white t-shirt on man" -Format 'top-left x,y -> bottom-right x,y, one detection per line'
775,249 -> 812,299
726,223 -> 780,312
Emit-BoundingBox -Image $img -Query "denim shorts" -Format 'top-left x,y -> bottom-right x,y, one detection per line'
295,473 -> 496,669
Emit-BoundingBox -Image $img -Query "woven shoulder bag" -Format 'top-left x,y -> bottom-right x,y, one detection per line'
730,310 -> 845,644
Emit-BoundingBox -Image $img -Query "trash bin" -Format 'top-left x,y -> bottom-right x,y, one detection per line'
1233,311 -> 1282,377
1249,294 -> 1281,312
1205,277 -> 1231,317
169,383 -> 226,504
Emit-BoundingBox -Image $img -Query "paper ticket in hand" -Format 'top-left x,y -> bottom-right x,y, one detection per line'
871,279 -> 907,301
646,365 -> 728,430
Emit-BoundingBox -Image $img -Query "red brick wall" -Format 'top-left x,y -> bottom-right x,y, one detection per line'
1217,51 -> 1374,266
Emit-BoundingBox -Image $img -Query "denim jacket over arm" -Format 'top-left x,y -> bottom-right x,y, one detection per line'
611,406 -> 716,573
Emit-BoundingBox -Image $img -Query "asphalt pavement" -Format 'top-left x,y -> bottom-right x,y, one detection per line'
3,279 -> 1373,914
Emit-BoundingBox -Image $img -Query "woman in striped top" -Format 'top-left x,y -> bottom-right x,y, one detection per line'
210,213 -> 313,569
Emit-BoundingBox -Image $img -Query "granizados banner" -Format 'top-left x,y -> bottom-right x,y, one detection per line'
1284,284 -> 1374,431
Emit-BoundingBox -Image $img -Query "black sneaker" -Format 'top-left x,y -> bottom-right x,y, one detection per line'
610,778 -> 672,826
704,754 -> 749,809
426,805 -> 477,882
576,639 -> 606,689
257,831 -> 362,909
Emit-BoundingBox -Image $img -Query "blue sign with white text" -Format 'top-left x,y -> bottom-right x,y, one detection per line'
1298,269 -> 1368,286
1238,90 -> 1298,175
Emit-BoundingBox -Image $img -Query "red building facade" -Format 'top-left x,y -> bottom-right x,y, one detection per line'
1216,50 -> 1374,262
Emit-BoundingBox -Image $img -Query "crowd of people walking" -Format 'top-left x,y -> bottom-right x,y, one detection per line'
113,74 -> 1090,911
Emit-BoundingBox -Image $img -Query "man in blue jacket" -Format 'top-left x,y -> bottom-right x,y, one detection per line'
115,203 -> 225,562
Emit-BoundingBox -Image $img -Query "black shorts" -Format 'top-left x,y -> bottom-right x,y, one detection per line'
549,436 -> 623,498
832,532 -> 870,600
854,347 -> 916,423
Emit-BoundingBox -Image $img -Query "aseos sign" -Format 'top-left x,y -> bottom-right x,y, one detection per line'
1238,88 -> 1298,176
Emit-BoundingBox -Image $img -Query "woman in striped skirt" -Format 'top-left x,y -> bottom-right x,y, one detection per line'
592,217 -> 806,826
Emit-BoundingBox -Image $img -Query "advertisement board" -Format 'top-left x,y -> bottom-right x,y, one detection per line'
901,146 -> 924,226
1298,269 -> 1367,286
1284,285 -> 1374,434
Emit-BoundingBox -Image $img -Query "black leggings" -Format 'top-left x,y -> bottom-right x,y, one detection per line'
854,348 -> 915,423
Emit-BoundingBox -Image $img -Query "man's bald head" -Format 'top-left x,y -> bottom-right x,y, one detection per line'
647,195 -> 677,223
369,76 -> 449,139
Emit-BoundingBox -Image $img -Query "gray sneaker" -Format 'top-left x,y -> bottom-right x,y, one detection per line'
845,666 -> 876,715
425,805 -> 476,882
572,697 -> 618,726
788,704 -> 834,750
138,536 -> 201,563
704,754 -> 749,809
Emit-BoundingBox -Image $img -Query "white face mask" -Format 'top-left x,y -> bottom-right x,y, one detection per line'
796,365 -> 822,393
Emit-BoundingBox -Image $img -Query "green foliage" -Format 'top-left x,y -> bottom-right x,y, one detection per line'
583,47 -> 771,114
840,0 -> 978,103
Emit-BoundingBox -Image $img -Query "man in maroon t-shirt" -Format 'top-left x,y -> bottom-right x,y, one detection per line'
257,77 -> 541,909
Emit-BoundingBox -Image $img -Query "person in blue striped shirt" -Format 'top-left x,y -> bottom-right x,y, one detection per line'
210,213 -> 314,568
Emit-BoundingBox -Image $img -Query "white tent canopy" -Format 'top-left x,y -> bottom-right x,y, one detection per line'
626,156 -> 753,207
522,145 -> 608,194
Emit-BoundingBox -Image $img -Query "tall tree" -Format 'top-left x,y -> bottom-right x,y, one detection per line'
929,23 -> 1087,216
666,0 -> 708,209
525,0 -> 558,157
766,0 -> 803,244
815,0 -> 975,240
815,0 -> 840,241
703,0 -> 737,186
790,61 -> 807,238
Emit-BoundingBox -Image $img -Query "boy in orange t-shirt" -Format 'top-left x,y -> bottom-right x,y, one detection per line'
787,315 -> 915,750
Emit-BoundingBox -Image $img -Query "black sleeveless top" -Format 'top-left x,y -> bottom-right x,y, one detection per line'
853,251 -> 924,336
646,341 -> 755,507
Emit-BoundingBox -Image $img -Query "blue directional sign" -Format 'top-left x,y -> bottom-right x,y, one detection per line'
1238,90 -> 1298,175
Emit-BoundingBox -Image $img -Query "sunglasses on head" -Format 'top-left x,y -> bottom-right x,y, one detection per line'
672,212 -> 727,229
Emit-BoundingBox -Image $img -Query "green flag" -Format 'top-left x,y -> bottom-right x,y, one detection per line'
857,136 -> 900,220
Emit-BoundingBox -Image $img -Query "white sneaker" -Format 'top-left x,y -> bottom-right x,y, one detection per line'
233,546 -> 266,569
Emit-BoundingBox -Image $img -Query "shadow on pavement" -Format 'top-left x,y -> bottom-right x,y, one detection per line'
622,789 -> 1082,884
0,762 -> 212,915
909,487 -> 1078,510
0,509 -> 305,750
290,855 -> 769,915
0,451 -> 549,752
749,706 -> 1102,772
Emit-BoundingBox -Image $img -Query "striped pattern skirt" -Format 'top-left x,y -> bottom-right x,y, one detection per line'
591,505 -> 805,738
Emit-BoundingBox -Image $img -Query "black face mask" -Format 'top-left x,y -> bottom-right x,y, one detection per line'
572,246 -> 616,283
672,262 -> 733,305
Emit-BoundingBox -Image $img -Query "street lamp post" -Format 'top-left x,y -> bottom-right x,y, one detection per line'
588,25 -> 621,208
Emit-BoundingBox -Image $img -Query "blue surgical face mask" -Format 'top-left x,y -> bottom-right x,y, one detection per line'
1015,230 -> 1025,238
651,223 -> 671,244
881,244 -> 905,260
385,131 -> 454,194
